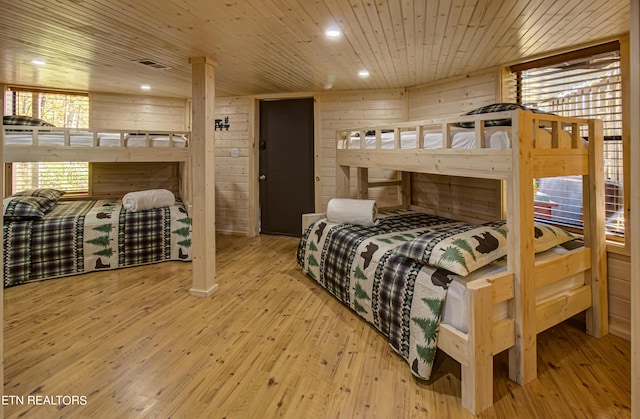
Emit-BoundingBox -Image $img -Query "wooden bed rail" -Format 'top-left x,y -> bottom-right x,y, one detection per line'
2,125 -> 194,216
336,110 -> 592,152
1,126 -> 191,164
436,271 -> 515,414
534,247 -> 591,289
1,126 -> 190,147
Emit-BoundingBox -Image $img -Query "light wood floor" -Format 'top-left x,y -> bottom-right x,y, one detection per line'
3,234 -> 631,418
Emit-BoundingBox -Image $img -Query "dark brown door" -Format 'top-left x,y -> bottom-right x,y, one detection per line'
259,98 -> 314,236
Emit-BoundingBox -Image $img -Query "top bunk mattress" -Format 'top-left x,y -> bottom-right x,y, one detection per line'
3,132 -> 187,148
344,126 -> 580,150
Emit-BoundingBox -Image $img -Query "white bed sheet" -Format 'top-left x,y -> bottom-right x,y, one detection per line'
4,133 -> 121,147
441,245 -> 586,333
126,135 -> 187,148
3,133 -> 187,148
348,127 -> 512,150
346,126 -> 580,150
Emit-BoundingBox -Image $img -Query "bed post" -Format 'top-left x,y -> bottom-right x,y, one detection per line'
3,162 -> 11,197
584,118 -> 608,337
188,56 -> 219,298
400,172 -> 411,209
336,164 -> 350,198
179,160 -> 192,212
508,109 -> 538,385
461,279 -> 494,414
357,167 -> 369,199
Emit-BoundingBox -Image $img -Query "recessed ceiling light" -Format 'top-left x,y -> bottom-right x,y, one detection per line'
31,59 -> 46,65
358,70 -> 370,78
325,29 -> 341,39
140,84 -> 151,90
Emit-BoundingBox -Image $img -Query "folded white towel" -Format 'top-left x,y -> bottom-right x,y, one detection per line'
122,189 -> 175,212
326,198 -> 377,227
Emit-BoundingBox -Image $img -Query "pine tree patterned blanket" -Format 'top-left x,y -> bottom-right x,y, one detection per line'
296,210 -> 468,380
3,198 -> 191,287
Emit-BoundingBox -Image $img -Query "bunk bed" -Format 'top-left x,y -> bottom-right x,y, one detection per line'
297,107 -> 607,414
3,190 -> 192,287
2,119 -> 193,287
2,125 -> 190,163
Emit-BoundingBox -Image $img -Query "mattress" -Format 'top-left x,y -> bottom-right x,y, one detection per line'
3,132 -> 187,148
346,127 -> 509,150
442,245 -> 586,333
3,198 -> 192,287
3,133 -> 122,147
126,134 -> 187,147
296,210 -> 461,380
297,209 -> 587,380
345,126 -> 580,150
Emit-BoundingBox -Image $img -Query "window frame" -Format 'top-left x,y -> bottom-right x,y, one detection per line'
505,38 -> 630,251
4,87 -> 91,196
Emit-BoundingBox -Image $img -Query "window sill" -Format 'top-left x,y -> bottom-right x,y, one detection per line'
606,240 -> 629,257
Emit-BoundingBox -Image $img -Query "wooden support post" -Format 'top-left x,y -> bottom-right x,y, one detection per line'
400,172 -> 411,208
336,164 -> 350,198
462,279 -> 494,414
188,57 -> 218,298
178,161 -> 191,211
357,167 -> 368,199
508,110 -> 537,385
584,118 -> 608,337
3,162 -> 12,197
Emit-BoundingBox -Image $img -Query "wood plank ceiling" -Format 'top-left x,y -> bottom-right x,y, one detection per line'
0,0 -> 630,98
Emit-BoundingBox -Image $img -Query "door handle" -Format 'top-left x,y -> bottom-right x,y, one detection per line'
259,174 -> 266,181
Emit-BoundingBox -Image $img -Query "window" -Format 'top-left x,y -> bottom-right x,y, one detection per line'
511,41 -> 624,238
4,88 -> 90,194
12,162 -> 89,193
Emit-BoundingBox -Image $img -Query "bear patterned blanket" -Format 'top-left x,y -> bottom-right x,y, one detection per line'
296,210 -> 467,380
3,199 -> 191,287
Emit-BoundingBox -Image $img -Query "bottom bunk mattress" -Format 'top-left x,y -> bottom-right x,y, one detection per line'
3,198 -> 192,287
297,210 -> 472,380
297,209 -> 583,380
442,244 -> 585,334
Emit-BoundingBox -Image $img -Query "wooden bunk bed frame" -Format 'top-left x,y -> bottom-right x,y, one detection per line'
1,125 -> 192,206
1,123 -> 194,287
323,109 -> 607,414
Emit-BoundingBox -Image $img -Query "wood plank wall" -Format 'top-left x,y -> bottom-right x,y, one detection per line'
407,68 -> 499,120
210,90 -> 406,233
90,93 -> 187,130
608,252 -> 631,340
89,162 -> 180,198
406,68 -> 503,222
214,97 -> 251,234
316,89 -> 406,208
411,174 -> 502,222
87,93 -> 188,200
